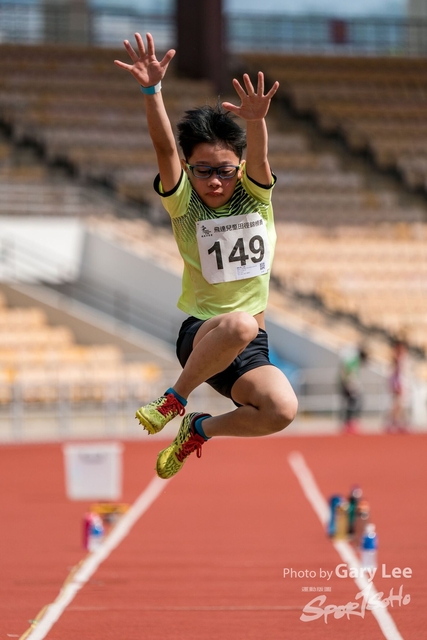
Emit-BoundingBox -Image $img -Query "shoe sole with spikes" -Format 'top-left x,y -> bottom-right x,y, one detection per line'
135,393 -> 185,435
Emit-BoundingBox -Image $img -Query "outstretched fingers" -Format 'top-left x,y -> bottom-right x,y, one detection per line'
159,48 -> 176,69
264,79 -> 280,100
114,31 -> 175,85
232,72 -> 278,100
113,35 -> 141,70
134,32 -> 175,68
134,32 -> 147,57
221,76 -> 252,114
256,71 -> 264,96
114,32 -> 153,68
116,40 -> 137,64
230,77 -> 248,101
113,58 -> 131,71
228,73 -> 279,102
143,32 -> 155,57
222,72 -> 280,120
242,73 -> 256,95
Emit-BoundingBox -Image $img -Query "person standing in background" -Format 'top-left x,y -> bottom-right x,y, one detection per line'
338,344 -> 368,435
385,339 -> 411,434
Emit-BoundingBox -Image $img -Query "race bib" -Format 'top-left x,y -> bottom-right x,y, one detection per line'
196,212 -> 270,284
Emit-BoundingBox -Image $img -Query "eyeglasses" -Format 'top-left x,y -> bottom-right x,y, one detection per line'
186,164 -> 241,179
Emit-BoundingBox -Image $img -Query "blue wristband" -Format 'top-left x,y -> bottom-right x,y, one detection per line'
140,82 -> 162,95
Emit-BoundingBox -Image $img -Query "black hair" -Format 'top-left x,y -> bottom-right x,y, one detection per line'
177,103 -> 247,161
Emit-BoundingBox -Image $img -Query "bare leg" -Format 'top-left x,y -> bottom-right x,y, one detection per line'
154,348 -> 298,480
201,365 -> 298,438
172,311 -> 259,400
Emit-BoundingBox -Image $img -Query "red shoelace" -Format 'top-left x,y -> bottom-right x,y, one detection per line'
176,431 -> 205,462
158,393 -> 185,417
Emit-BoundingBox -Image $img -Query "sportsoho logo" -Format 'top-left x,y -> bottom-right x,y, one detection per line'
283,563 -> 412,624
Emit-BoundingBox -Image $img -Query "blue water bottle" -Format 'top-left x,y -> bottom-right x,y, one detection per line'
327,495 -> 342,537
88,513 -> 105,552
360,523 -> 378,570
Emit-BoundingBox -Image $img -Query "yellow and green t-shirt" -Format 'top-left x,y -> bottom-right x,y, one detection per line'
154,164 -> 277,320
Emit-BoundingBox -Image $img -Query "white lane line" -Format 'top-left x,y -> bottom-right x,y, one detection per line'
23,475 -> 169,640
288,451 -> 405,640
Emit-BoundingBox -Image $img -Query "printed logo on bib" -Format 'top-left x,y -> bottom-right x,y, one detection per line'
196,212 -> 270,284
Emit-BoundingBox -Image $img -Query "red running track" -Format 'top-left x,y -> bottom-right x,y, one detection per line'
1,433 -> 426,640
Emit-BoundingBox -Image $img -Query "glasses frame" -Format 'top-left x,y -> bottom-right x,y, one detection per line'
186,163 -> 241,180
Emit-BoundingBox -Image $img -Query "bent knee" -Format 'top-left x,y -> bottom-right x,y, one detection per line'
220,312 -> 259,348
268,395 -> 299,434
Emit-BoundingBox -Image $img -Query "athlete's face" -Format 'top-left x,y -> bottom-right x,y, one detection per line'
183,143 -> 243,209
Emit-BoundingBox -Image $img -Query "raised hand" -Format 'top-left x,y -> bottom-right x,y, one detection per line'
114,32 -> 175,88
222,72 -> 279,121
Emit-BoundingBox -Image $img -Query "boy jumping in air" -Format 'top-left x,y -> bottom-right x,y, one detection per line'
115,33 -> 298,479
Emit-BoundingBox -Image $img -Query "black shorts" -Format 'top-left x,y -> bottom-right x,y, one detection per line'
176,315 -> 272,405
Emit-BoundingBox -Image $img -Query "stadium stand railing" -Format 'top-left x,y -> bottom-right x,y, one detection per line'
1,5 -> 427,56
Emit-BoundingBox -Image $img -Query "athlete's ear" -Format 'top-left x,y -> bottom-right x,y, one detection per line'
237,160 -> 245,179
181,158 -> 188,173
